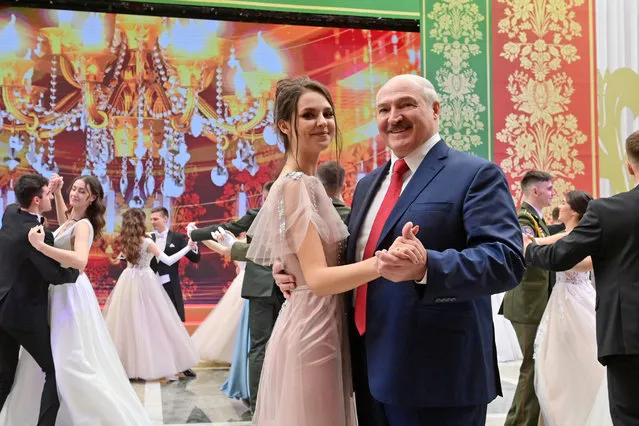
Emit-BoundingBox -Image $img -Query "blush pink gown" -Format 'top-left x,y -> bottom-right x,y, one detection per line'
246,172 -> 356,426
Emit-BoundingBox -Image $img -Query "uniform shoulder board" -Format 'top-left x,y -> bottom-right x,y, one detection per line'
517,210 -> 536,222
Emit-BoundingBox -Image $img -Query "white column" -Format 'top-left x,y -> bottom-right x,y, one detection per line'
596,0 -> 639,195
163,196 -> 172,229
106,188 -> 115,233
237,184 -> 247,217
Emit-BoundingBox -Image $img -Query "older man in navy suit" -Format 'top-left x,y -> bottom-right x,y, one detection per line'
275,74 -> 525,426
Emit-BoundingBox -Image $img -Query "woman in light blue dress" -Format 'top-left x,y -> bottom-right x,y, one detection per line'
196,237 -> 251,402
221,299 -> 250,401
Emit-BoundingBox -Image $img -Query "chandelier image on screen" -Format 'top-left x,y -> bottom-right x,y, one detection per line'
0,7 -> 420,304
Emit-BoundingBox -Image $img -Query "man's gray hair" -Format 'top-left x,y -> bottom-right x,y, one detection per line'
377,74 -> 440,105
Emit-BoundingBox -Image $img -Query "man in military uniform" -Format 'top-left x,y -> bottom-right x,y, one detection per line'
503,170 -> 555,426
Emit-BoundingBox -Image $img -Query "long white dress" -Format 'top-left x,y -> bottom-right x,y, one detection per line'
534,270 -> 612,426
191,262 -> 246,363
492,292 -> 523,362
0,219 -> 152,425
102,238 -> 199,380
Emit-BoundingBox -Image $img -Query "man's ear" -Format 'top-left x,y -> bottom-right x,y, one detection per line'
627,160 -> 636,177
432,101 -> 441,119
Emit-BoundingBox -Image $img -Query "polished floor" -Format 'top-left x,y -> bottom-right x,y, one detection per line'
131,361 -> 521,425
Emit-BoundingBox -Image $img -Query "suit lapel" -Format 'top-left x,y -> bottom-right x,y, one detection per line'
375,140 -> 449,250
346,163 -> 390,262
165,231 -> 173,253
17,208 -> 39,226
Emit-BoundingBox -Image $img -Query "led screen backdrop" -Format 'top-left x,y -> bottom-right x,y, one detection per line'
0,6 -> 420,304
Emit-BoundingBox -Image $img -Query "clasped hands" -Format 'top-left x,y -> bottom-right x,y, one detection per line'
28,225 -> 46,250
48,173 -> 64,193
186,222 -> 235,255
274,221 -> 428,298
186,222 -> 197,238
375,221 -> 427,282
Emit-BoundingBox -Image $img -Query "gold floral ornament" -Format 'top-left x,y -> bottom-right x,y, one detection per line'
496,0 -> 587,203
428,0 -> 486,152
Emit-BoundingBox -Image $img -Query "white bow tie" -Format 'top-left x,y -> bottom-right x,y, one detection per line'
156,231 -> 168,239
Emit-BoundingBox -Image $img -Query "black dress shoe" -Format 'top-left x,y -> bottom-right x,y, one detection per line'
182,369 -> 197,378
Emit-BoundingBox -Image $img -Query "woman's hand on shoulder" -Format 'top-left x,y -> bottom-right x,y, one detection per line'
28,225 -> 46,250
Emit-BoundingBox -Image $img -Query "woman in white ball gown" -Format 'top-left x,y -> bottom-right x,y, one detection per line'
0,174 -> 151,425
492,292 -> 523,362
532,190 -> 612,426
103,208 -> 198,381
191,233 -> 247,364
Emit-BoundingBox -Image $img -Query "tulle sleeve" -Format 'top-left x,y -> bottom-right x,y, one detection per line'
246,172 -> 349,266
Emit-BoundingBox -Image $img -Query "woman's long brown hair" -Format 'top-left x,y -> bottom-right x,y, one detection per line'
65,175 -> 106,241
119,208 -> 146,266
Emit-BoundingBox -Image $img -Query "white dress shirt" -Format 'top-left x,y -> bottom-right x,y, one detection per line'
355,133 -> 441,285
531,204 -> 544,220
155,229 -> 168,252
153,229 -> 171,284
25,210 -> 43,224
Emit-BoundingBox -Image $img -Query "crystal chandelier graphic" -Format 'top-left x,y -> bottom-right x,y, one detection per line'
0,11 -> 284,214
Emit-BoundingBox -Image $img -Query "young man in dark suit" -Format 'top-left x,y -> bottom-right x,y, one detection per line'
525,130 -> 639,426
0,174 -> 80,426
149,207 -> 200,377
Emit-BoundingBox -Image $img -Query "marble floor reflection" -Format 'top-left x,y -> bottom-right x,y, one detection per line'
136,361 -> 520,425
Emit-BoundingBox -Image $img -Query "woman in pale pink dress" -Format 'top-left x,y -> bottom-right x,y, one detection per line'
245,77 -> 425,426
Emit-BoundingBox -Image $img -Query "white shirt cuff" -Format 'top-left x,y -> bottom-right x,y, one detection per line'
191,246 -> 198,254
415,268 -> 428,285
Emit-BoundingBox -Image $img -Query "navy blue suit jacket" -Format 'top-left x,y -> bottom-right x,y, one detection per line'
346,140 -> 525,407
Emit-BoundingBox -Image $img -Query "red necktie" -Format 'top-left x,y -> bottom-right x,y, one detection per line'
354,158 -> 409,335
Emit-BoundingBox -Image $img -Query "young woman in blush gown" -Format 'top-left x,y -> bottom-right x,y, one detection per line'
244,77 -> 426,426
0,174 -> 151,426
532,190 -> 612,426
103,208 -> 199,381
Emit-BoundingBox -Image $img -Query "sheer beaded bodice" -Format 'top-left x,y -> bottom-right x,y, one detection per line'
127,239 -> 154,269
556,270 -> 590,287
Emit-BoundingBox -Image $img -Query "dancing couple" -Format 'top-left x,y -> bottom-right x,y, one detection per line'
0,173 -> 151,425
